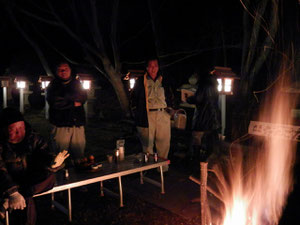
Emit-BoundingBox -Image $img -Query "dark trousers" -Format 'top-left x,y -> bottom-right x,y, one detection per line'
11,174 -> 55,225
189,130 -> 219,176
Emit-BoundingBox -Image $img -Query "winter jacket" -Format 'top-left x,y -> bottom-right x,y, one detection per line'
0,123 -> 56,196
187,75 -> 221,132
130,73 -> 174,127
46,77 -> 87,127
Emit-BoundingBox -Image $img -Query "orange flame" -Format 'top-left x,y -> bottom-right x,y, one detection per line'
210,65 -> 297,225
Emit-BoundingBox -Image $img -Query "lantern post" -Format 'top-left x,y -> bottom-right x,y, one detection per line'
38,76 -> 53,119
0,76 -> 10,108
210,66 -> 238,136
15,77 -> 27,114
77,74 -> 93,122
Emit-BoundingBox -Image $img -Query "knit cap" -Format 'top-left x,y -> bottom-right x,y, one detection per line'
0,107 -> 24,127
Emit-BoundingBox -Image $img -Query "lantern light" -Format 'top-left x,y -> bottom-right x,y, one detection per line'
42,81 -> 50,89
14,77 -> 27,89
123,70 -> 144,91
38,76 -> 53,89
210,66 -> 238,95
77,73 -> 93,90
224,78 -> 233,93
82,80 -> 91,90
129,78 -> 136,89
17,81 -> 26,89
217,78 -> 222,92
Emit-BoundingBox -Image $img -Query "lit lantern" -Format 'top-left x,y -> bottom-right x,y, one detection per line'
210,67 -> 239,135
15,78 -> 26,89
77,73 -> 93,121
0,76 -> 10,108
38,76 -> 53,119
210,66 -> 237,95
38,75 -> 53,89
14,77 -> 27,114
123,70 -> 144,91
77,73 -> 93,90
82,80 -> 91,90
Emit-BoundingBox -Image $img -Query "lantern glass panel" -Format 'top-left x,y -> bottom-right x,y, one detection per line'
42,81 -> 50,89
224,78 -> 232,92
129,78 -> 136,89
17,81 -> 26,89
82,80 -> 91,90
217,78 -> 222,92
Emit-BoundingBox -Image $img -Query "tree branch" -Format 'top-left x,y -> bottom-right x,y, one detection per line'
111,0 -> 121,72
5,5 -> 53,76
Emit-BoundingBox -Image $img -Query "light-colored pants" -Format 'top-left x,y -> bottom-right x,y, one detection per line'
137,110 -> 171,160
50,126 -> 86,161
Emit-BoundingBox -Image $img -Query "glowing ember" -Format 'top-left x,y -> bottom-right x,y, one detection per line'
210,68 -> 297,225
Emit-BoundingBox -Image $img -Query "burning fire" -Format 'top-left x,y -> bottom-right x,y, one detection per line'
210,68 -> 297,225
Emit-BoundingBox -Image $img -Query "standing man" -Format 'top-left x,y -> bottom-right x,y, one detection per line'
47,62 -> 87,167
130,58 -> 174,171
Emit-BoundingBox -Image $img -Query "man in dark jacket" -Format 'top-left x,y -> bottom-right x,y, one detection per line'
186,72 -> 221,165
0,107 -> 69,225
47,62 -> 87,165
130,58 -> 174,171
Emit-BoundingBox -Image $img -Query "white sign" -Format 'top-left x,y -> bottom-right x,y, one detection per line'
248,121 -> 300,141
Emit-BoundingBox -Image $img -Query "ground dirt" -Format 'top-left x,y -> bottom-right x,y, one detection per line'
4,108 -> 300,225
22,108 -> 199,225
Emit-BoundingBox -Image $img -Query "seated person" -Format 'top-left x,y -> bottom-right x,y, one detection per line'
0,107 -> 69,225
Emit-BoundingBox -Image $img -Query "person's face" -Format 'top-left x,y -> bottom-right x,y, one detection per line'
56,63 -> 71,80
8,121 -> 26,144
147,60 -> 159,79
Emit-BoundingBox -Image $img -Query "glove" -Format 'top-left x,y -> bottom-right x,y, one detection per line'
51,150 -> 70,168
9,192 -> 26,210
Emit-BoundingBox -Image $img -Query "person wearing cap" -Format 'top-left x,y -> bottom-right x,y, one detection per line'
130,58 -> 174,172
46,62 -> 87,166
0,107 -> 69,225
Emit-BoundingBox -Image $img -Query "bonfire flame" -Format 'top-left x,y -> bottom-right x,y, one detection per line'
211,68 -> 297,225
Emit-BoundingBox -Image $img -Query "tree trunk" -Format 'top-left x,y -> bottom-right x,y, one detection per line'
102,58 -> 130,117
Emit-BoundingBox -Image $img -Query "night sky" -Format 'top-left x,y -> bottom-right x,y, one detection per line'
0,0 -> 298,89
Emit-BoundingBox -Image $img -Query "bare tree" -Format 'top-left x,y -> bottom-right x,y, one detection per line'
2,0 -> 130,116
240,0 -> 279,95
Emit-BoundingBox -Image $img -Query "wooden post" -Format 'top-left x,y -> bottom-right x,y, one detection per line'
200,162 -> 208,225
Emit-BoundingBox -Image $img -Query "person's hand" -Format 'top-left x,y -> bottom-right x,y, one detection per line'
51,150 -> 70,169
74,101 -> 82,107
9,192 -> 26,210
165,107 -> 175,117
